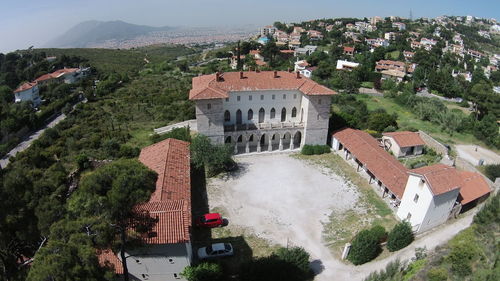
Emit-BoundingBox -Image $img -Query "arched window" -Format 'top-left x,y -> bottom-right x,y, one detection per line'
236,109 -> 242,125
225,136 -> 232,144
224,110 -> 230,122
291,107 -> 297,118
248,109 -> 253,120
237,135 -> 243,143
258,108 -> 265,123
270,108 -> 276,119
281,108 -> 286,122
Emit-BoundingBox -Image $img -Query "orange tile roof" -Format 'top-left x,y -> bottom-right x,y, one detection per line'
14,82 -> 37,93
34,68 -> 79,82
383,131 -> 425,148
189,71 -> 336,100
139,138 -> 191,202
457,171 -> 491,204
409,164 -> 462,195
97,249 -> 123,275
343,46 -> 355,52
332,128 -> 408,199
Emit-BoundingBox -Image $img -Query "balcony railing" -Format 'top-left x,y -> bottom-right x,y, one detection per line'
224,122 -> 304,132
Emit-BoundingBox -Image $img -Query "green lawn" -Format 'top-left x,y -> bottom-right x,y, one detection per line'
361,81 -> 374,88
355,94 -> 485,147
385,50 -> 400,60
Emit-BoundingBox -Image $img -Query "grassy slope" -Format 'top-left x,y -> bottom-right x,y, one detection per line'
355,94 -> 484,147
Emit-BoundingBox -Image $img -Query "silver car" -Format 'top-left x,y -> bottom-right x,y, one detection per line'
197,243 -> 234,259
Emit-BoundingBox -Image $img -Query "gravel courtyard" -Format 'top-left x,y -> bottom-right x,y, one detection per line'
207,153 -> 361,280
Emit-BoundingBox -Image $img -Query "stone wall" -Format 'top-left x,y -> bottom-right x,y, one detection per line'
418,130 -> 448,156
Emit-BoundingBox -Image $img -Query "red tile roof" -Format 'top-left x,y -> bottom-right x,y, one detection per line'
14,82 -> 37,93
139,138 -> 191,202
458,171 -> 491,205
332,128 -> 408,199
97,249 -> 123,275
34,68 -> 79,83
383,131 -> 425,148
189,71 -> 336,100
343,46 -> 355,52
409,164 -> 462,195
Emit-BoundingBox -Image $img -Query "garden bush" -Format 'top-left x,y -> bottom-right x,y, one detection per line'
483,164 -> 500,181
347,226 -> 383,265
387,221 -> 414,252
426,267 -> 448,281
181,263 -> 223,281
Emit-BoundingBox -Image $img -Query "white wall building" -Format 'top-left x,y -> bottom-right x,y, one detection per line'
189,71 -> 336,153
382,131 -> 425,158
336,60 -> 359,71
397,165 -> 461,233
13,82 -> 41,107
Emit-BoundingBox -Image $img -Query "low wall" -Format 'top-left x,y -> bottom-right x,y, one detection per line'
418,130 -> 448,156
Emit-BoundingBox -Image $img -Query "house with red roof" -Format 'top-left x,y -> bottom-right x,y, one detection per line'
13,82 -> 41,107
99,138 -> 192,281
397,164 -> 490,232
382,131 -> 425,158
332,128 -> 491,233
189,71 -> 336,153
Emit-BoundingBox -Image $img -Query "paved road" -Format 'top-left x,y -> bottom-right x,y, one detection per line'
0,98 -> 86,169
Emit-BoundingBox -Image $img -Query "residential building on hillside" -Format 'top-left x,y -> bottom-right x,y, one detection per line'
307,30 -> 323,40
403,51 -> 414,60
260,25 -> 276,37
336,60 -> 359,71
467,49 -> 485,61
34,67 -> 88,85
99,138 -> 192,281
392,22 -> 406,31
370,16 -> 383,26
365,38 -> 389,48
13,82 -> 41,106
420,38 -> 438,51
294,45 -> 317,56
384,32 -> 398,41
189,71 -> 336,153
382,131 -> 425,158
343,46 -> 355,56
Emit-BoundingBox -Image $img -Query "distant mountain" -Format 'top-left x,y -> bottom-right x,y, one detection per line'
45,20 -> 174,48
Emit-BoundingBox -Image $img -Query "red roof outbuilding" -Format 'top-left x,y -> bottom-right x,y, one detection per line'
383,131 -> 425,148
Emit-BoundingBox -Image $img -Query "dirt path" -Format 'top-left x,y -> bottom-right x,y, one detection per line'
455,144 -> 500,166
207,153 -> 475,280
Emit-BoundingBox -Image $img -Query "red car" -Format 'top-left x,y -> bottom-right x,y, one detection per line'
196,213 -> 224,228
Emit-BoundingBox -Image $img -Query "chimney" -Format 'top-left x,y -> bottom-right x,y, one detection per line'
240,71 -> 244,79
287,68 -> 291,72
256,67 -> 260,73
273,70 -> 278,78
296,71 -> 301,79
216,72 -> 221,82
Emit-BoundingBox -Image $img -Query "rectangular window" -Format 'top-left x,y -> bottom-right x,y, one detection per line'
272,94 -> 275,100
318,99 -> 322,104
225,98 -> 229,102
293,94 -> 297,99
207,103 -> 211,110
413,194 -> 419,203
249,95 -> 252,101
260,95 -> 264,100
237,96 -> 241,101
283,94 -> 286,99
406,212 -> 412,220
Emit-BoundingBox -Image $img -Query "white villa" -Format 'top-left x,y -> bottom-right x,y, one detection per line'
13,82 -> 41,107
189,71 -> 336,153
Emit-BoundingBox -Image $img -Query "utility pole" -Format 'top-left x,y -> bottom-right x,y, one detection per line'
237,41 -> 242,71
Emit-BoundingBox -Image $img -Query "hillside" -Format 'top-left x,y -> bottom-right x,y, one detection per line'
45,20 -> 174,48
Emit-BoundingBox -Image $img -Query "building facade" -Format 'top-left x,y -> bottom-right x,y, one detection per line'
189,71 -> 336,153
13,82 -> 41,107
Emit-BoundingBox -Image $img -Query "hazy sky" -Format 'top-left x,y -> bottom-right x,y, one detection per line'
1,0 -> 499,53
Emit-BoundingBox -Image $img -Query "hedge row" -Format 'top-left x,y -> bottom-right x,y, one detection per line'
301,144 -> 331,155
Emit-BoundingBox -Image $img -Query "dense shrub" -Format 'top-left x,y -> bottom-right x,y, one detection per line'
473,193 -> 499,231
347,226 -> 383,265
427,267 -> 448,281
190,134 -> 234,177
181,263 -> 223,281
363,259 -> 403,281
387,221 -> 414,252
301,145 -> 331,155
240,247 -> 312,281
483,164 -> 500,181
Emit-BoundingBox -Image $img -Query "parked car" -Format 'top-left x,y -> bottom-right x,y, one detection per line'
197,243 -> 234,259
196,213 -> 225,228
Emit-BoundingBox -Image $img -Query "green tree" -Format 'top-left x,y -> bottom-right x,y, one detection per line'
275,247 -> 312,278
261,41 -> 281,66
347,228 -> 382,265
387,221 -> 414,252
67,159 -> 158,281
181,262 -> 223,281
367,111 -> 398,132
190,134 -> 234,176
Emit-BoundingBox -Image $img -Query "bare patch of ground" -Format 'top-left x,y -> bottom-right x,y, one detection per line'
455,145 -> 500,166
